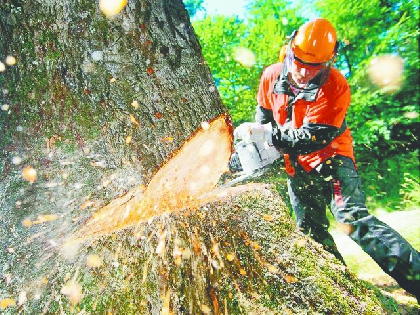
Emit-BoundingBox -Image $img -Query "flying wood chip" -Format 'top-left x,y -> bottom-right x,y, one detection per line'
0,298 -> 16,310
66,114 -> 233,243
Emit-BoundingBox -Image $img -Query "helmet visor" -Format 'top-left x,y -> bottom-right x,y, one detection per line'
284,44 -> 334,89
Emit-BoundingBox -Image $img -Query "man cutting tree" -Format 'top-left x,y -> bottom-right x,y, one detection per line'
234,18 -> 419,300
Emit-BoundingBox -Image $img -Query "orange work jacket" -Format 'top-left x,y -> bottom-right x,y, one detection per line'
256,64 -> 355,176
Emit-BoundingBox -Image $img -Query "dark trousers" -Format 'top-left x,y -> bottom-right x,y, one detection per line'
287,155 -> 420,297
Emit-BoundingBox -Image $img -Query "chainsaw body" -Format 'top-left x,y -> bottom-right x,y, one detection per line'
232,139 -> 281,174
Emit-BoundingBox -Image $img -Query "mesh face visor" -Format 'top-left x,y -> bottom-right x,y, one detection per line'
283,43 -> 335,91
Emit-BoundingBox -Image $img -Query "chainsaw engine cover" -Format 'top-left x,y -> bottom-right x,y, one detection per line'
234,140 -> 281,174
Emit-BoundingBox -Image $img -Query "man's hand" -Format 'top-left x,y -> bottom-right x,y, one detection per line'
233,122 -> 273,144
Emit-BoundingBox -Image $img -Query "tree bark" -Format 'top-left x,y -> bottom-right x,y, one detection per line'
1,0 -> 225,180
0,1 -> 387,314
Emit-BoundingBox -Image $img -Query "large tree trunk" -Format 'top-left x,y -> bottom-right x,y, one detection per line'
0,1 -> 387,314
1,0 -> 225,179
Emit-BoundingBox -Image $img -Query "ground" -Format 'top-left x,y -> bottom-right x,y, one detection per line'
331,208 -> 420,315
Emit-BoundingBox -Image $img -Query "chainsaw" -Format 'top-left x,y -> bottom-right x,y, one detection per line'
223,128 -> 282,187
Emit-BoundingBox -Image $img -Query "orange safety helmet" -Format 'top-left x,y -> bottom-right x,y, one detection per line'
292,18 -> 337,64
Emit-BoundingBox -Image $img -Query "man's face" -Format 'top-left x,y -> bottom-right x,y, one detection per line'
288,58 -> 326,87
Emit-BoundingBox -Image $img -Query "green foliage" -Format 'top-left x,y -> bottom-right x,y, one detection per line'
193,0 -> 304,124
245,0 -> 306,64
400,171 -> 420,208
358,151 -> 420,210
315,0 -> 419,154
193,15 -> 253,122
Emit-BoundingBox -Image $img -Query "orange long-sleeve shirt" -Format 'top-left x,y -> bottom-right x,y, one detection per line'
256,64 -> 355,176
